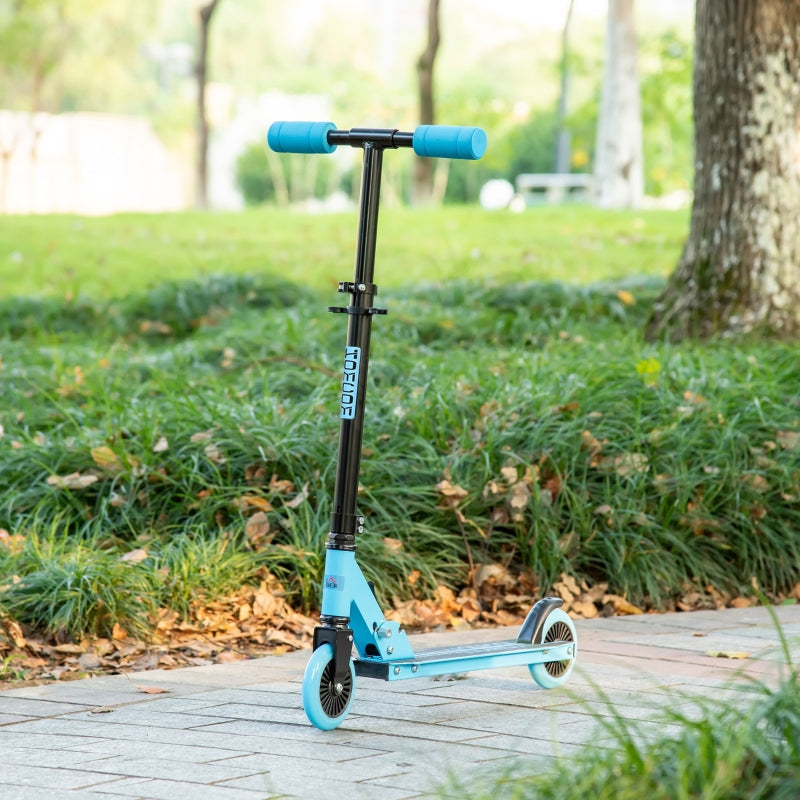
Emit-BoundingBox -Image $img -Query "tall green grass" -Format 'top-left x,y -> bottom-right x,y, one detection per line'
1,208 -> 798,639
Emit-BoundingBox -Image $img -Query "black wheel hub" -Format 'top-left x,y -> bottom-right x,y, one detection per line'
320,659 -> 352,717
543,620 -> 573,678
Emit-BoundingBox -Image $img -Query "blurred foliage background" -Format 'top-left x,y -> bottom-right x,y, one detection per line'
0,0 -> 694,206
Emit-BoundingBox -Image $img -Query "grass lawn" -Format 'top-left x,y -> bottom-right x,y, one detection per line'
0,205 -> 687,297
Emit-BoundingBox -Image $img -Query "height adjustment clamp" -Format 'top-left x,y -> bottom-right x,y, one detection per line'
327,306 -> 387,316
338,281 -> 378,295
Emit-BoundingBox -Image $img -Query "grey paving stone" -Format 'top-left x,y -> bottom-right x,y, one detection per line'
135,696 -> 236,714
326,734 -> 521,767
0,731 -> 103,750
1,687 -> 160,708
192,732 -> 385,763
212,750 -> 412,783
70,754 -> 263,783
171,689 -> 301,711
0,746 -> 117,769
365,751 -> 542,796
83,777 -> 275,799
1,786 -> 126,800
411,680 -> 578,709
0,762 -> 124,791
438,706 -> 607,744
173,699 -> 304,722
0,713 -> 37,725
0,697 -> 92,716
69,738 -> 249,762
335,713 -> 493,742
217,770 -> 420,800
84,708 -> 232,729
337,684 -> 464,707
355,697 -> 499,724
464,732 -> 588,756
193,703 -> 308,726
182,717 -> 363,744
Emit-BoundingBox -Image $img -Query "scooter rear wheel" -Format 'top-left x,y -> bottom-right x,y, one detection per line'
302,643 -> 356,730
529,608 -> 577,689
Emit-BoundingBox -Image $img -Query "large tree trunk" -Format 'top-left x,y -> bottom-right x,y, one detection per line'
593,0 -> 643,208
412,0 -> 440,206
195,0 -> 220,209
646,0 -> 800,341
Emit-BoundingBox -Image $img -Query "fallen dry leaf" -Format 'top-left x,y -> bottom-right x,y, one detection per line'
240,495 -> 273,513
285,483 -> 309,509
139,320 -> 172,335
53,643 -> 85,654
604,452 -> 649,477
245,511 -> 271,543
602,594 -> 644,615
571,599 -> 598,618
706,650 -> 750,660
383,537 -> 404,552
436,479 -> 469,501
111,623 -> 128,641
120,548 -> 149,564
682,390 -> 707,406
91,445 -> 120,472
46,472 -> 98,490
777,430 -> 800,449
580,430 -> 603,459
152,436 -> 169,453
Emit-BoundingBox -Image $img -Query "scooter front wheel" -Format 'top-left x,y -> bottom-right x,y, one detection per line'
302,643 -> 356,730
529,608 -> 577,689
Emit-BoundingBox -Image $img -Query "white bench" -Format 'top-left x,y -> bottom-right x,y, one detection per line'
515,173 -> 594,204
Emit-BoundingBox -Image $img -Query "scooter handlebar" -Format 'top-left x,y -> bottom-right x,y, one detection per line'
267,121 -> 337,154
267,121 -> 487,160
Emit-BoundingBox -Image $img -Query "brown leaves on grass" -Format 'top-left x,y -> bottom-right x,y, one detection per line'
0,573 -> 316,687
581,430 -> 649,477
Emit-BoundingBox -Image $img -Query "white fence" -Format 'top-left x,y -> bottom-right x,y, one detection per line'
0,111 -> 187,215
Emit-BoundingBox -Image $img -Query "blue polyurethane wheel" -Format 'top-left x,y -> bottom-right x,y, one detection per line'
302,643 -> 356,730
529,608 -> 577,689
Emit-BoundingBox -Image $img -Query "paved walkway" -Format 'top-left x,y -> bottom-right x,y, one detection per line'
0,605 -> 798,800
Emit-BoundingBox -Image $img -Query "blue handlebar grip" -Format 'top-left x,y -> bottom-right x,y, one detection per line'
267,121 -> 337,154
412,125 -> 487,160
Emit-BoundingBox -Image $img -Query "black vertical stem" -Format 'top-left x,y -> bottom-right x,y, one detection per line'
328,143 -> 384,550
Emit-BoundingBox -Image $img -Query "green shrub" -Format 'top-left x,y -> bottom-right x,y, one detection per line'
235,141 -> 336,206
1,527 -> 156,640
152,532 -> 266,618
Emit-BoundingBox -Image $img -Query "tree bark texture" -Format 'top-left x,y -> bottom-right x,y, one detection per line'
195,0 -> 220,209
412,0 -> 440,205
593,0 -> 643,209
646,0 -> 800,341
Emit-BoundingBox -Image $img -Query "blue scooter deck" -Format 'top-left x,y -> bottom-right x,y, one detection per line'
354,637 -> 574,681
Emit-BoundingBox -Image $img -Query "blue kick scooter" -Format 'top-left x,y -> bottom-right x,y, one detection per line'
267,121 -> 578,730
